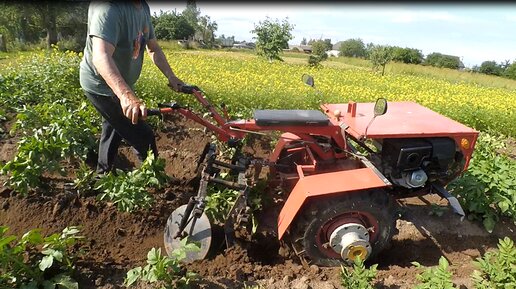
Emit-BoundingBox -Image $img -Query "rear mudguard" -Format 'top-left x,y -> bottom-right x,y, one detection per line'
277,167 -> 390,240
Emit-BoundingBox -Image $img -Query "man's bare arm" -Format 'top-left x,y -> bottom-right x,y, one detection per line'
91,36 -> 146,124
146,38 -> 184,91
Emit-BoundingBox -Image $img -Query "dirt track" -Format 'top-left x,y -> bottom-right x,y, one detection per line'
1,116 -> 514,289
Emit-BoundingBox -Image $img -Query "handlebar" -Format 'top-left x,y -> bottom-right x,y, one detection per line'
147,108 -> 161,116
180,84 -> 200,94
146,84 -> 199,116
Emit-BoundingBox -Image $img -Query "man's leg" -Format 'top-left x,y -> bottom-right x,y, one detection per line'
84,91 -> 158,171
97,118 -> 122,173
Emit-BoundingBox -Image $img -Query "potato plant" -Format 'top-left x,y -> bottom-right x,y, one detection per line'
448,134 -> 516,232
124,239 -> 199,289
95,151 -> 169,212
412,257 -> 457,289
340,257 -> 378,289
0,102 -> 98,195
471,237 -> 516,288
0,226 -> 83,289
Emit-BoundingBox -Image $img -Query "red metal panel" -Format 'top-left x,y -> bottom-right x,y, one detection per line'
268,133 -> 301,163
277,167 -> 388,239
322,101 -> 479,139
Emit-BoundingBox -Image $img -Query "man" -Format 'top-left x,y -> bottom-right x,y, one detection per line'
79,0 -> 184,174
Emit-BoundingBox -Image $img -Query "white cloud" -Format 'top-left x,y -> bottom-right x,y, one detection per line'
388,10 -> 467,24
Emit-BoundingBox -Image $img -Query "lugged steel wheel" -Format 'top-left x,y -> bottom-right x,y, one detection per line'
290,189 -> 398,267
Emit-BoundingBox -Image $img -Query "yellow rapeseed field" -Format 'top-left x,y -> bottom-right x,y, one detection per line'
136,50 -> 515,137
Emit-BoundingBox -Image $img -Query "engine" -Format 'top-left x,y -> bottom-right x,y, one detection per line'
380,137 -> 464,189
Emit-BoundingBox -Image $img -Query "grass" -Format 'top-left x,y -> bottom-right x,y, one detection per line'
327,55 -> 516,90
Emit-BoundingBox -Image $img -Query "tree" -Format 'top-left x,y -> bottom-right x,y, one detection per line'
391,46 -> 423,64
364,42 -> 375,59
308,39 -> 329,67
370,45 -> 393,76
323,38 -> 332,51
182,0 -> 201,40
300,37 -> 307,45
424,53 -> 462,69
0,1 -> 87,50
311,40 -> 329,56
500,59 -> 511,70
196,15 -> 218,47
479,60 -> 503,76
251,17 -> 294,62
338,38 -> 366,58
152,10 -> 195,40
503,61 -> 516,80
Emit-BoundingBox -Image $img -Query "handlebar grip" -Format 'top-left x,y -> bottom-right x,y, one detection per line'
180,85 -> 200,94
147,109 -> 161,116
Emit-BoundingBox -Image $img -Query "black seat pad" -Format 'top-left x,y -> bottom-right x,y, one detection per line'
254,109 -> 329,126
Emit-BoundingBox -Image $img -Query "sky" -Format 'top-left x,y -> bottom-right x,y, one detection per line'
147,2 -> 516,68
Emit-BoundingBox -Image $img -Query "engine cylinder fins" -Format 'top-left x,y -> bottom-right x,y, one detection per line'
329,223 -> 372,263
164,204 -> 213,263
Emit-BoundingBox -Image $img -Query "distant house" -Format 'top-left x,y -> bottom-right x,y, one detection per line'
233,41 -> 255,49
287,44 -> 312,53
326,50 -> 340,57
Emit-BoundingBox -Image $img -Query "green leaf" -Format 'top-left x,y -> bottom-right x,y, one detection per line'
438,256 -> 449,269
61,226 -> 80,238
39,255 -> 54,271
52,274 -> 79,289
20,281 -> 39,289
125,267 -> 142,287
483,216 -> 496,233
498,201 -> 510,213
147,247 -> 159,265
42,280 -> 55,289
146,269 -> 158,283
21,229 -> 43,245
0,235 -> 16,248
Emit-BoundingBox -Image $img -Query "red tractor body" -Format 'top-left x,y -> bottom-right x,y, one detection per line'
156,78 -> 479,266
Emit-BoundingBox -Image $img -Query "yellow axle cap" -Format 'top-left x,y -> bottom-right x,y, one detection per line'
347,245 -> 369,261
329,223 -> 372,263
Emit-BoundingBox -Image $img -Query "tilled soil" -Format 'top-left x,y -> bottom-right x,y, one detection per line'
0,116 -> 514,289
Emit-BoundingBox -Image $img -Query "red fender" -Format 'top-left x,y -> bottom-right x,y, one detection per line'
277,167 -> 389,240
269,132 -> 301,163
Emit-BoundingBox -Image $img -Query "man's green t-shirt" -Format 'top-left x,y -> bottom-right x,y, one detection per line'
79,1 -> 155,96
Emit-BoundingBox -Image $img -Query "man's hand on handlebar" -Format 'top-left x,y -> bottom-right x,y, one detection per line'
167,75 -> 185,92
180,85 -> 200,94
144,83 -> 202,119
120,90 -> 147,125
